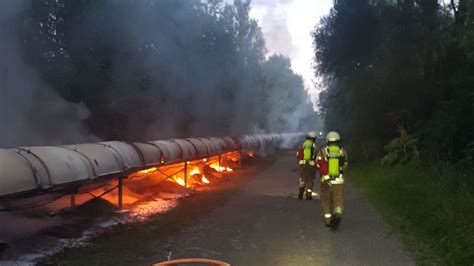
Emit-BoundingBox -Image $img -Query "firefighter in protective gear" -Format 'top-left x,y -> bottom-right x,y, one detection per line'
316,131 -> 348,230
296,131 -> 318,200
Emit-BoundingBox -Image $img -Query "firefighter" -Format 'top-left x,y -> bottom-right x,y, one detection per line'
297,131 -> 318,200
316,131 -> 348,230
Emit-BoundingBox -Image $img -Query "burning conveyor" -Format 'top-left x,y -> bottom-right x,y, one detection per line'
0,133 -> 304,211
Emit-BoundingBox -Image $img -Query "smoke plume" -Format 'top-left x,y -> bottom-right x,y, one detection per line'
251,0 -> 297,59
0,0 -> 317,147
0,0 -> 97,147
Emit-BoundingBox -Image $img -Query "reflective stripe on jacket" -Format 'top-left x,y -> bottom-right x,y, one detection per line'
299,160 -> 315,165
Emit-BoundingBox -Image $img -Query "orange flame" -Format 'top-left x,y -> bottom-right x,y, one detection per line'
189,168 -> 211,185
176,178 -> 185,186
171,175 -> 186,187
138,167 -> 157,175
189,168 -> 201,176
209,163 -> 233,173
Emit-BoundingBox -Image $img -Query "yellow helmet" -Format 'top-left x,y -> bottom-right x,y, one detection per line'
326,131 -> 341,143
307,131 -> 317,138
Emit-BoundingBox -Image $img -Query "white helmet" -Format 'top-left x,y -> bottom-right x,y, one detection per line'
307,131 -> 317,138
326,131 -> 341,143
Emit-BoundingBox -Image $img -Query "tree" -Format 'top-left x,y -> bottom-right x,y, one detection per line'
313,0 -> 473,163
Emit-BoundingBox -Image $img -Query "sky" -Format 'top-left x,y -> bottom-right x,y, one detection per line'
249,0 -> 333,101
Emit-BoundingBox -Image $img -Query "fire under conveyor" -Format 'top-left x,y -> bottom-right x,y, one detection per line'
0,133 -> 304,211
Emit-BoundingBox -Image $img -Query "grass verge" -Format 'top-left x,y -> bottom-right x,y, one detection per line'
350,162 -> 474,265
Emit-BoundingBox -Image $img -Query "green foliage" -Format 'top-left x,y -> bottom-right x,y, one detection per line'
313,0 -> 474,165
351,162 -> 474,265
314,3 -> 474,261
382,133 -> 420,166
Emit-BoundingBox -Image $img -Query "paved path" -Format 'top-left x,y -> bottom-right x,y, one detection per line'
157,154 -> 414,265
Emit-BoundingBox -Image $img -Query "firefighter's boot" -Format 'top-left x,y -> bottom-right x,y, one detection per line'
330,213 -> 342,231
306,190 -> 313,200
323,214 -> 332,227
298,187 -> 304,200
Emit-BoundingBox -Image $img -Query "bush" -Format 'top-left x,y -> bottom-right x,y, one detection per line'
382,131 -> 420,166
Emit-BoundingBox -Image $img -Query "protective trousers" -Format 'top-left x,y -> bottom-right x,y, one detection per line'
299,164 -> 315,197
320,181 -> 344,226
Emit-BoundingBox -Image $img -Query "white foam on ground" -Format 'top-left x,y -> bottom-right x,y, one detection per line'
0,192 -> 186,264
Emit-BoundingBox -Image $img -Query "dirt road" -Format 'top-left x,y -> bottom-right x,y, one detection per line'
49,153 -> 414,265
147,154 -> 413,265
